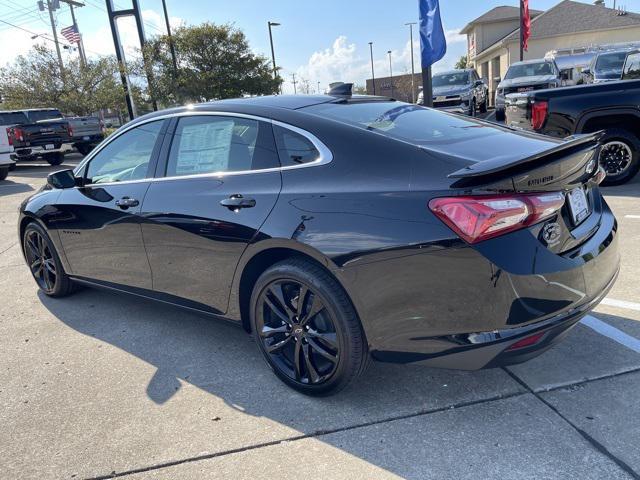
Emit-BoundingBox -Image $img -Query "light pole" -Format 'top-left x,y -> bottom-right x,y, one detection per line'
369,41 -> 376,95
405,22 -> 417,103
317,81 -> 321,94
387,50 -> 394,98
268,21 -> 280,88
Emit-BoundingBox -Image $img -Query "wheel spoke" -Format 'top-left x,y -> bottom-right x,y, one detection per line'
30,258 -> 42,272
302,343 -> 320,383
268,284 -> 294,318
293,340 -> 303,381
307,337 -> 338,364
43,267 -> 53,290
307,330 -> 337,349
264,296 -> 290,325
296,285 -> 308,318
43,258 -> 56,274
260,324 -> 289,338
300,293 -> 325,326
265,335 -> 292,354
27,236 -> 39,258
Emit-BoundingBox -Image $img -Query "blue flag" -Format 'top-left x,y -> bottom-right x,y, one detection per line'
419,0 -> 447,68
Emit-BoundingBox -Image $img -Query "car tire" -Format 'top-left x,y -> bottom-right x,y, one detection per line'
469,99 -> 477,117
23,222 -> 75,297
75,144 -> 93,156
44,152 -> 64,166
250,258 -> 369,396
0,167 -> 8,181
495,109 -> 506,122
598,129 -> 640,186
479,97 -> 488,114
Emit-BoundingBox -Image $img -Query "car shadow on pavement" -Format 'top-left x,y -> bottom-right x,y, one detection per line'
0,180 -> 33,196
601,174 -> 640,198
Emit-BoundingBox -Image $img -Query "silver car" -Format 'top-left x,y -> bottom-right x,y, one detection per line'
495,59 -> 562,121
419,69 -> 488,116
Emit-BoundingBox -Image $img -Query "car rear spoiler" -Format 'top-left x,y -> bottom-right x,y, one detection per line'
448,132 -> 603,180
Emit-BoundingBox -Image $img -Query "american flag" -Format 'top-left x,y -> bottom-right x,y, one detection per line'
61,24 -> 81,43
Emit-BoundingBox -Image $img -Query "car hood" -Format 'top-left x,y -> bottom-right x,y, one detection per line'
432,85 -> 471,97
499,75 -> 557,88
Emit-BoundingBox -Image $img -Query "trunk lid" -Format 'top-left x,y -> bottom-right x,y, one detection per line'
447,132 -> 604,253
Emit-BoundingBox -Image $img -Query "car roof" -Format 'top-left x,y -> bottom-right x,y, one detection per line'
509,58 -> 554,66
434,69 -> 473,75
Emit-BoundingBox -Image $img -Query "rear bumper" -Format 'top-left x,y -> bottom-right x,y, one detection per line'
72,134 -> 104,144
11,144 -> 65,159
434,102 -> 471,115
372,266 -> 618,369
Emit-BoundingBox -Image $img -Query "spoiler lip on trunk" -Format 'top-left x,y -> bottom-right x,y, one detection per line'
448,132 -> 604,179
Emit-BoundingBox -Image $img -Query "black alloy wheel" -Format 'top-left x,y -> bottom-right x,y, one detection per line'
251,259 -> 368,395
23,223 -> 74,297
597,129 -> 640,186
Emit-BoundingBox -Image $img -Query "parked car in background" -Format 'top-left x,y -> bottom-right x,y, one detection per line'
583,49 -> 639,84
505,51 -> 640,185
5,110 -> 71,166
19,92 -> 619,395
23,108 -> 104,155
0,111 -> 21,180
495,59 -> 564,121
420,69 -> 488,116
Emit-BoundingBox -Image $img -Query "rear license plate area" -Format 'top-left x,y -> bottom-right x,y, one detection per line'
567,187 -> 590,225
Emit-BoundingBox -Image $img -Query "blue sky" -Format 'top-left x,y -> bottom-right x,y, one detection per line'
2,0 -> 639,93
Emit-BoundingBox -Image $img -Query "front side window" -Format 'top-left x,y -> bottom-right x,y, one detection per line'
432,72 -> 470,87
166,116 -> 279,177
86,120 -> 164,184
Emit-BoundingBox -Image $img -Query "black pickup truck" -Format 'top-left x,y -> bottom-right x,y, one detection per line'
5,111 -> 71,166
505,51 -> 640,185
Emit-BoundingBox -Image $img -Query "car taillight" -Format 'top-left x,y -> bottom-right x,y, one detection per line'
428,192 -> 565,244
7,127 -> 24,144
531,100 -> 548,130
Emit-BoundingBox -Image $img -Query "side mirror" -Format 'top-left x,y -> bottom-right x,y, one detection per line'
474,80 -> 484,87
47,169 -> 77,189
582,68 -> 591,76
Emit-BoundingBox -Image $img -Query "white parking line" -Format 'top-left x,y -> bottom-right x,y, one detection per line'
601,298 -> 640,312
625,215 -> 640,219
581,315 -> 640,353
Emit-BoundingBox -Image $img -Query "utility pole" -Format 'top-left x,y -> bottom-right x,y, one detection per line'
161,0 -> 178,71
60,0 -> 87,67
387,50 -> 394,98
405,22 -> 417,103
291,73 -> 297,94
369,41 -> 376,95
45,0 -> 65,77
519,0 -> 524,61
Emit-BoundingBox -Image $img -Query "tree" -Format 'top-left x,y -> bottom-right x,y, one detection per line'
352,84 -> 367,95
143,22 -> 282,105
455,55 -> 468,70
0,45 -> 132,116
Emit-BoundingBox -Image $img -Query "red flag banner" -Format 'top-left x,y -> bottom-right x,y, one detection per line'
521,0 -> 531,52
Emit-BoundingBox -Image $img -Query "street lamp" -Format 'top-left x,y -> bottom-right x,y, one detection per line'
388,50 -> 394,98
268,21 -> 280,91
317,81 -> 321,94
369,42 -> 376,95
405,22 -> 417,103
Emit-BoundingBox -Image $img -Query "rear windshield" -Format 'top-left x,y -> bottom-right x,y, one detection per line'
504,62 -> 555,79
0,112 -> 29,125
432,72 -> 470,87
595,51 -> 628,74
304,101 -> 496,144
26,110 -> 62,122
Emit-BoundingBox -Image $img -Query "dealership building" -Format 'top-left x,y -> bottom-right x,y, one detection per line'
464,0 -> 640,104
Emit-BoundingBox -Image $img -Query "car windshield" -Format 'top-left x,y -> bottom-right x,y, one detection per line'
0,112 -> 29,125
304,101 -> 498,145
432,73 -> 470,87
27,110 -> 62,122
504,62 -> 555,79
595,52 -> 628,75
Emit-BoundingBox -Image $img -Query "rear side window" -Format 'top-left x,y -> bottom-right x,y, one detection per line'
273,125 -> 320,166
624,53 -> 640,80
0,112 -> 29,125
26,110 -> 62,122
166,116 -> 279,177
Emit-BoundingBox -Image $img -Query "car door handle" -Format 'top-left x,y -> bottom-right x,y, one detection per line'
220,194 -> 256,210
115,197 -> 140,209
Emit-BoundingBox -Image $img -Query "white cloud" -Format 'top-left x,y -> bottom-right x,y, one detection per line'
288,30 -> 466,94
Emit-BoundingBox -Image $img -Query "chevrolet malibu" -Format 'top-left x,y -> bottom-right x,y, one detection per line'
19,93 -> 619,395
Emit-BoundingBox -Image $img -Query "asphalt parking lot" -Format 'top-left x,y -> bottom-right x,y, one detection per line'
1,154 -> 640,480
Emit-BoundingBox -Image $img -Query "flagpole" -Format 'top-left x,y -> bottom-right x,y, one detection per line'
519,0 -> 524,61
422,66 -> 433,107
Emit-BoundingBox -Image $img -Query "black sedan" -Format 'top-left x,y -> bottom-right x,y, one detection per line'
19,93 -> 620,395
